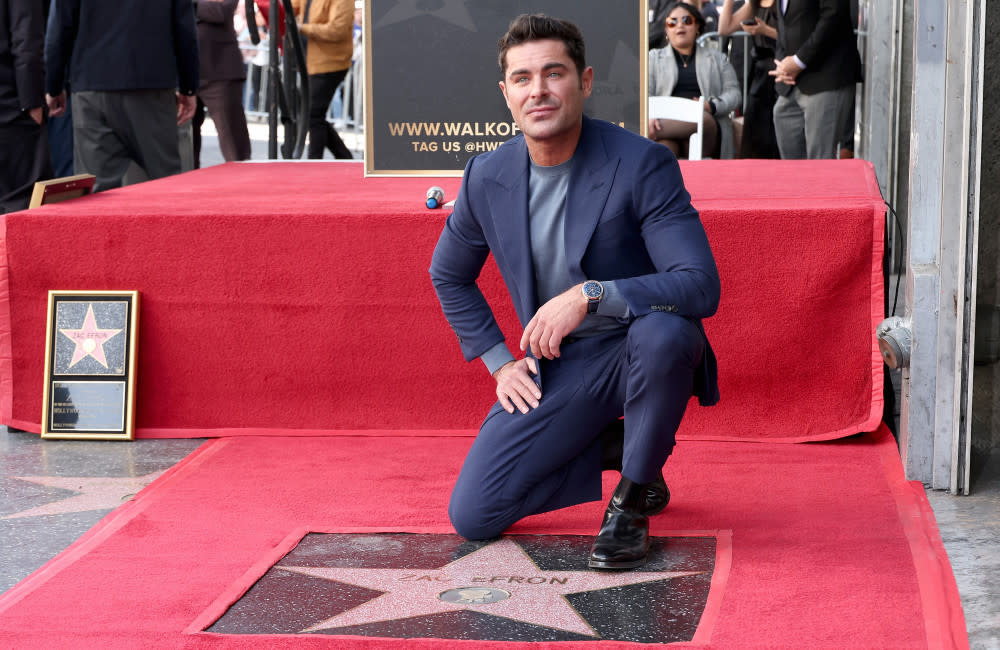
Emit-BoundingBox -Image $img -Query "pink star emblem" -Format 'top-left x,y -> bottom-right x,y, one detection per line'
283,538 -> 704,637
59,304 -> 122,369
3,473 -> 163,519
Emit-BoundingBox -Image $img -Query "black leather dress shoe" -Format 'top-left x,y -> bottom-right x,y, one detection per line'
599,420 -> 670,516
643,473 -> 670,516
588,477 -> 651,569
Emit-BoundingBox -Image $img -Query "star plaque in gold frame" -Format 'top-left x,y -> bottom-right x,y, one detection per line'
41,291 -> 139,440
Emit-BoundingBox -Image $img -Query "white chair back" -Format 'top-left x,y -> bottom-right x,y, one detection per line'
648,95 -> 705,160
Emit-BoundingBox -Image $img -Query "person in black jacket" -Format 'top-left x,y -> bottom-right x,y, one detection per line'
45,0 -> 200,191
768,0 -> 860,159
0,0 -> 52,212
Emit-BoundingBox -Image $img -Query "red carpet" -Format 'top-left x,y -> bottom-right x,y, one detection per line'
0,427 -> 965,648
0,160 -> 885,441
0,161 -> 967,646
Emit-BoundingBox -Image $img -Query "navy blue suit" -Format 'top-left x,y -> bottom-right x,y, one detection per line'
430,117 -> 720,540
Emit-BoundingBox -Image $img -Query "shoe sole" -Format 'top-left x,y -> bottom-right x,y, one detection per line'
587,556 -> 648,570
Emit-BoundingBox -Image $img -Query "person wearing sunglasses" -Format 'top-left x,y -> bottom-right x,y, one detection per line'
648,1 -> 741,159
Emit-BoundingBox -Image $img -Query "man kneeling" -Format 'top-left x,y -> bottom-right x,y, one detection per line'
429,14 -> 720,569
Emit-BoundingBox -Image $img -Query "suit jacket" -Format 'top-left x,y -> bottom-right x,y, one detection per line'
45,0 -> 200,96
0,0 -> 45,123
775,0 -> 861,96
430,117 -> 720,406
196,0 -> 245,83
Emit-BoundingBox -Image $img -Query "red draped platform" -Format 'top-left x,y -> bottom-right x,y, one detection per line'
0,160 -> 885,441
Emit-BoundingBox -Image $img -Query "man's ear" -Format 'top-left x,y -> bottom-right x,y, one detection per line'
581,66 -> 594,98
498,80 -> 510,108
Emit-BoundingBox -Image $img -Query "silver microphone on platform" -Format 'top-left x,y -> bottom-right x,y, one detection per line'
426,186 -> 445,209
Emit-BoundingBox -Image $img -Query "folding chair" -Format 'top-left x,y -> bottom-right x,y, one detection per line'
648,95 -> 705,160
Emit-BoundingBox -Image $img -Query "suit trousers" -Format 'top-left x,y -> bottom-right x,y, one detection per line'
772,84 -> 854,160
449,312 -> 704,540
73,89 -> 181,191
194,79 -> 251,165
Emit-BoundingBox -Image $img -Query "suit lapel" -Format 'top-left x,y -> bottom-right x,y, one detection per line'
486,140 -> 538,315
565,119 -> 619,278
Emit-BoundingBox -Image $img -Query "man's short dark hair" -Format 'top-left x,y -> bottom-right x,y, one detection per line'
497,14 -> 586,78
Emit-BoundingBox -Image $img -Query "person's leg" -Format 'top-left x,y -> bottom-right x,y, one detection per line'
619,312 -> 704,484
72,90 -> 133,191
200,79 -> 252,162
47,92 -> 74,177
307,72 -> 339,159
322,69 -> 353,159
700,110 -> 719,159
799,84 -> 854,160
449,335 -> 627,540
772,89 -> 807,160
116,89 -> 182,182
0,118 -> 52,213
589,311 -> 704,568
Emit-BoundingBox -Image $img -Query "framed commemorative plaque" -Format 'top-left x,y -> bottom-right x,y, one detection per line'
41,291 -> 139,440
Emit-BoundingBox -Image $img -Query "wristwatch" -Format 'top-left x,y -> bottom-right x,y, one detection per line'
582,280 -> 604,314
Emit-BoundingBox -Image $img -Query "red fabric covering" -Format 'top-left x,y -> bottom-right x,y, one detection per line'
0,160 -> 884,440
0,427 -> 967,648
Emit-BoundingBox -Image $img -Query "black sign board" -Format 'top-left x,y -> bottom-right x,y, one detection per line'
364,1 -> 647,176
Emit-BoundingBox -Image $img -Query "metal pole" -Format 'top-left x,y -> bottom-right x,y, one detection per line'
268,0 -> 279,159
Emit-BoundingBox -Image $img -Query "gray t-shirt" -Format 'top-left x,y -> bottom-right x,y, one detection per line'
478,155 -> 632,374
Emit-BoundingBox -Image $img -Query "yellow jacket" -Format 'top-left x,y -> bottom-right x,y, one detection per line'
293,0 -> 354,75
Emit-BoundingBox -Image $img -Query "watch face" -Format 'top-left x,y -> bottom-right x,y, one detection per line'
584,281 -> 603,300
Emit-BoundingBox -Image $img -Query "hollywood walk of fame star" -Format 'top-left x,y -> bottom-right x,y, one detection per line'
283,537 -> 703,637
2,473 -> 163,520
376,0 -> 475,31
59,304 -> 123,369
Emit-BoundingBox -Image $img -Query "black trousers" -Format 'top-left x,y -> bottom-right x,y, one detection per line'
193,79 -> 252,167
307,69 -> 352,159
0,115 -> 53,213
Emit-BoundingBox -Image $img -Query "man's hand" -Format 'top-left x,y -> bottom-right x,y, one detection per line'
519,284 -> 588,360
46,92 -> 66,118
27,106 -> 44,125
176,93 -> 197,125
493,357 -> 541,414
768,55 -> 803,85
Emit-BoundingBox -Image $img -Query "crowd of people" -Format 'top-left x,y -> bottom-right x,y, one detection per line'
1,0 -> 860,213
647,0 -> 860,160
0,0 -> 360,213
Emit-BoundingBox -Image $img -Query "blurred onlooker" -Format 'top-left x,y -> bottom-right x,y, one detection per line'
0,0 -> 52,212
45,0 -> 200,191
192,0 -> 251,166
654,0 -> 722,48
649,0 -> 673,49
700,0 -> 719,35
719,0 -> 780,158
293,0 -> 354,159
648,1 -> 741,159
768,0 -> 860,159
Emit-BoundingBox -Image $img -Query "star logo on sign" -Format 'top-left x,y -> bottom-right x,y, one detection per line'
2,473 -> 163,519
376,0 -> 475,31
59,304 -> 122,368
284,537 -> 703,637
